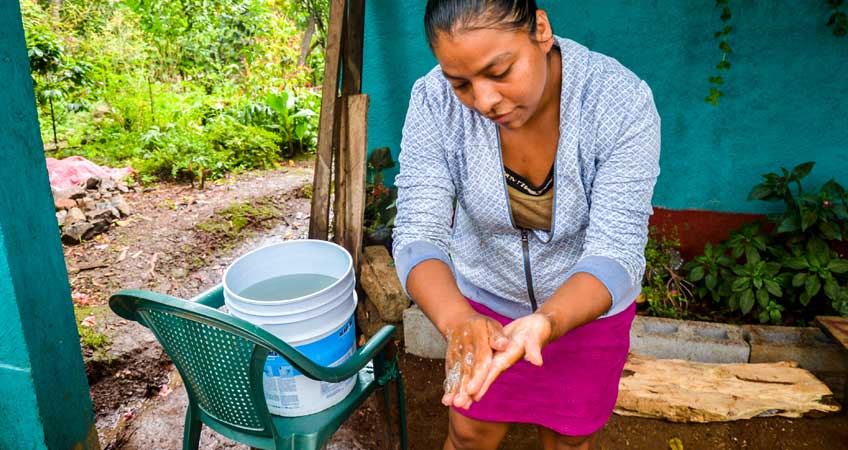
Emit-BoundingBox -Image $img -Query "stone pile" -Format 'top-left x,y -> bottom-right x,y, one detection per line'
53,176 -> 134,244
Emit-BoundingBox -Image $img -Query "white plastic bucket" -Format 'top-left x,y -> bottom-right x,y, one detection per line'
223,240 -> 357,417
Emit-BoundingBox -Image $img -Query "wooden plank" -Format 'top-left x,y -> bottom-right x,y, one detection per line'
615,353 -> 840,422
342,0 -> 365,94
343,94 -> 369,277
816,316 -> 848,350
333,97 -> 349,246
308,0 -> 346,240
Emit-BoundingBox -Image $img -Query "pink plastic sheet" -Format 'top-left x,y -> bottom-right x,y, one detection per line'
46,156 -> 134,190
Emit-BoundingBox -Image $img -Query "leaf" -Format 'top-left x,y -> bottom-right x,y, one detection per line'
689,266 -> 705,282
706,272 -> 718,290
784,257 -> 808,270
719,41 -> 732,53
801,209 -> 818,231
716,60 -> 732,70
746,246 -> 760,264
291,109 -> 317,118
792,272 -> 808,287
764,262 -> 781,276
769,308 -> 782,324
790,161 -> 815,181
732,277 -> 750,292
800,291 -> 812,307
720,7 -> 732,22
669,437 -> 684,450
747,183 -> 773,201
709,75 -> 725,85
828,259 -> 848,274
756,288 -> 770,308
740,289 -> 755,314
805,275 -> 821,299
819,221 -> 843,241
764,279 -> 783,297
776,214 -> 800,233
824,278 -> 841,301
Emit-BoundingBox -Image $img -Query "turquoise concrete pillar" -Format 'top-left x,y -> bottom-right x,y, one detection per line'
0,2 -> 99,449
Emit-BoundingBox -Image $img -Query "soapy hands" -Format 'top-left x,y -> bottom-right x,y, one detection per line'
442,312 -> 554,409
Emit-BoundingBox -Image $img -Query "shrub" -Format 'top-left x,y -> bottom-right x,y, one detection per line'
685,162 -> 848,324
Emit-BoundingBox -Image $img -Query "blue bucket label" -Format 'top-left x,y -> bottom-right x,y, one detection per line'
262,315 -> 356,415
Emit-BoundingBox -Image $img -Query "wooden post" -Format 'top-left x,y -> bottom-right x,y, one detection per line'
333,0 -> 366,244
342,94 -> 369,276
342,0 -> 365,94
309,0 -> 346,240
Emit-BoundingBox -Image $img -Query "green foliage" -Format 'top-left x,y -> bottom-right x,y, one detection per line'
640,227 -> 693,318
686,162 -> 848,324
364,148 -> 398,246
21,0 -> 325,182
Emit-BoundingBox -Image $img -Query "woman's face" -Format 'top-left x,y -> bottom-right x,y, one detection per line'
431,11 -> 555,129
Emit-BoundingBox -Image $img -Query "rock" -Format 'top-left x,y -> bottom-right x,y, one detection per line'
86,177 -> 102,190
54,198 -> 77,211
359,246 -> 408,322
86,208 -> 115,222
62,222 -> 93,244
54,186 -> 87,200
170,267 -> 187,279
56,210 -> 67,226
78,197 -> 95,211
83,218 -> 111,240
100,178 -> 116,191
116,183 -> 130,193
65,207 -> 87,225
102,191 -> 113,199
110,195 -> 132,217
91,192 -> 102,200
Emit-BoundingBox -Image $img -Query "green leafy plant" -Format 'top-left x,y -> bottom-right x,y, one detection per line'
686,162 -> 848,324
640,227 -> 693,318
363,147 -> 398,247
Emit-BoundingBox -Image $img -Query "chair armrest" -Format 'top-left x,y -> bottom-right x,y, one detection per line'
271,325 -> 397,383
190,283 -> 225,308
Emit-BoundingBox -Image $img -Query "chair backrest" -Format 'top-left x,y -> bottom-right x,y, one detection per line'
112,292 -> 277,438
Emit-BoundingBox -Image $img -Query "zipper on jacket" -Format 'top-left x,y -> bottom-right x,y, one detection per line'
520,228 -> 539,312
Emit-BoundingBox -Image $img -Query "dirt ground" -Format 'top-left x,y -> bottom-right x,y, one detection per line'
69,162 -> 848,450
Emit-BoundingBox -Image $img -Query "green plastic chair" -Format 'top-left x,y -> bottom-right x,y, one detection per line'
109,284 -> 407,450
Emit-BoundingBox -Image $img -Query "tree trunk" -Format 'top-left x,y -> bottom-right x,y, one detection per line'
299,16 -> 316,67
50,0 -> 62,24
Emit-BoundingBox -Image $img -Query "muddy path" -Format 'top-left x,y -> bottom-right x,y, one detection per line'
64,163 -> 315,448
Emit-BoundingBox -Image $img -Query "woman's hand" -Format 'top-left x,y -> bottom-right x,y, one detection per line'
473,312 -> 554,401
442,312 -> 509,409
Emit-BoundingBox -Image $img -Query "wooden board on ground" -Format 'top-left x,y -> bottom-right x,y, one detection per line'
816,315 -> 848,351
615,353 -> 840,422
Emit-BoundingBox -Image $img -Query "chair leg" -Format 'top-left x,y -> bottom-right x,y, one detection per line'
183,404 -> 202,450
396,374 -> 408,450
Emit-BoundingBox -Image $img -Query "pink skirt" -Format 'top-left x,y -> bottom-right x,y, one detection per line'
454,299 -> 636,436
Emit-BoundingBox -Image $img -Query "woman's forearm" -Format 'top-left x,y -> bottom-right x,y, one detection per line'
536,272 -> 613,342
406,259 -> 476,336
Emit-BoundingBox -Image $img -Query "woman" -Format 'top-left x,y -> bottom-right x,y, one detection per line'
392,1 -> 661,449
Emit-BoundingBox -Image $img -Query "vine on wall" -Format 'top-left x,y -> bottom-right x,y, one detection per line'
705,0 -> 732,105
828,0 -> 847,36
706,1 -> 844,106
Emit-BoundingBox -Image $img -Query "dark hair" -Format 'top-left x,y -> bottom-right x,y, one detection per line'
424,0 -> 538,47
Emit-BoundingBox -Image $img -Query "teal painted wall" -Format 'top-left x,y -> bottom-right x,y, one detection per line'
0,3 -> 99,449
362,1 -> 848,213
